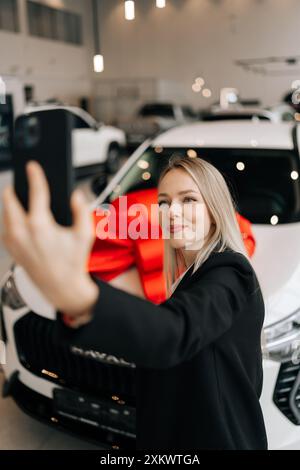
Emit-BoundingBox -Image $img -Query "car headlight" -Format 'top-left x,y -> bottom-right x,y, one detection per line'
263,308 -> 300,363
1,271 -> 26,311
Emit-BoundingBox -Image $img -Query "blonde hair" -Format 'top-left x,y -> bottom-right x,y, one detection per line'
158,154 -> 249,298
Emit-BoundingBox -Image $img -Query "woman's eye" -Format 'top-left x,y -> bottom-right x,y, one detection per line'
158,201 -> 169,207
183,197 -> 196,203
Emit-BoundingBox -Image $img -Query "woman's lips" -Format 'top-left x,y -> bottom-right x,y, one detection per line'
170,225 -> 187,233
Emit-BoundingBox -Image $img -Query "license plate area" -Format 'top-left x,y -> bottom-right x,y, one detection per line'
53,388 -> 136,438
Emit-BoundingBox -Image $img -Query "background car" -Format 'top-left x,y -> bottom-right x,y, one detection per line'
119,102 -> 197,151
199,104 -> 281,122
94,120 -> 300,449
25,105 -> 126,177
1,120 -> 300,449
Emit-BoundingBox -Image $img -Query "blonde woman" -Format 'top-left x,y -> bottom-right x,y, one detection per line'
2,155 -> 268,450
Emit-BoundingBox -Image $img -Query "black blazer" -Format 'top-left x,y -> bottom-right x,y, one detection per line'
57,247 -> 268,450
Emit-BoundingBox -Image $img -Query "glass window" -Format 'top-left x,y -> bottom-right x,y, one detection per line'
0,0 -> 19,33
182,106 -> 197,119
138,104 -> 175,119
27,1 -> 82,45
73,115 -> 90,129
63,11 -> 82,45
105,146 -> 300,225
202,113 -> 270,122
54,9 -> 65,43
28,3 -> 56,40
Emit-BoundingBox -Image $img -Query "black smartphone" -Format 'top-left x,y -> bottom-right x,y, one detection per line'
13,109 -> 75,226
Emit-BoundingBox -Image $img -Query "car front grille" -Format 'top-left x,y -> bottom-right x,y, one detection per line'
14,312 -> 136,406
273,361 -> 300,424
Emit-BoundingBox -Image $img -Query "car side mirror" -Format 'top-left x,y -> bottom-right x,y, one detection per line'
93,121 -> 104,131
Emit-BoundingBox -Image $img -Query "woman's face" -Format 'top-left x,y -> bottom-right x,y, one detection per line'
158,168 -> 213,250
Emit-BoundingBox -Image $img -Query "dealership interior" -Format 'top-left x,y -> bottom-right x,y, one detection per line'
1,0 -> 300,451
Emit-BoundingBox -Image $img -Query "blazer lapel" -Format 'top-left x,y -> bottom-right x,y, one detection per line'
171,246 -> 234,295
171,263 -> 195,294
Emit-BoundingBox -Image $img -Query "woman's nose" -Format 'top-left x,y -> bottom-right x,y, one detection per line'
168,201 -> 182,219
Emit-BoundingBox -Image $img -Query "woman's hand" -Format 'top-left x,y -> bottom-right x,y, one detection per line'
1,161 -> 99,326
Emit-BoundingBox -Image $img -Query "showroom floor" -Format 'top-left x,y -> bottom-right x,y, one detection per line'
0,163 -> 125,450
0,375 -> 101,450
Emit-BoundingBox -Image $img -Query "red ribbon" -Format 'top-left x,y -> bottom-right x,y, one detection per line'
88,188 -> 256,304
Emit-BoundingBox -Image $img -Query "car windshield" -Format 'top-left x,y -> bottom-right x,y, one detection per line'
105,146 -> 300,224
182,106 -> 197,119
138,104 -> 174,118
202,114 -> 270,121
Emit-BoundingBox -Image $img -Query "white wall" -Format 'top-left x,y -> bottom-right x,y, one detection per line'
2,0 -> 300,117
0,0 -> 95,105
95,0 -> 300,109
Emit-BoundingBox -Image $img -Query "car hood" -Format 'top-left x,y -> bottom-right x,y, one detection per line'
14,265 -> 56,320
250,222 -> 300,326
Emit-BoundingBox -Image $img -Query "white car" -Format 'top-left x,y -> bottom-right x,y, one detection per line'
1,121 -> 300,449
25,105 -> 126,176
200,105 -> 282,123
120,102 -> 197,150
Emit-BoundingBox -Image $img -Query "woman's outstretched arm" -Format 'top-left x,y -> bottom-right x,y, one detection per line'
109,266 -> 146,299
1,161 -> 255,369
56,252 -> 254,369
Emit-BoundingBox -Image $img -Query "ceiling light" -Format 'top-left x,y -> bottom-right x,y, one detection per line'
291,171 -> 299,180
94,54 -> 104,73
202,88 -> 212,98
187,149 -> 197,158
125,1 -> 135,20
192,83 -> 201,93
195,77 -> 205,86
236,161 -> 245,171
270,215 -> 279,225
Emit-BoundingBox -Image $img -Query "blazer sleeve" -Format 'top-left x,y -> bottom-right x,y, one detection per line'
55,256 -> 253,369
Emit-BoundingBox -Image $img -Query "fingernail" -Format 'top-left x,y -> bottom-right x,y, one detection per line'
62,315 -> 76,325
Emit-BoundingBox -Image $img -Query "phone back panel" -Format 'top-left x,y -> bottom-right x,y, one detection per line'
13,109 -> 74,226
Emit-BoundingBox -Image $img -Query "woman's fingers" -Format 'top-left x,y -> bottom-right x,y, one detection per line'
2,185 -> 27,233
1,185 -> 31,260
27,161 -> 52,220
71,189 -> 94,243
62,312 -> 93,329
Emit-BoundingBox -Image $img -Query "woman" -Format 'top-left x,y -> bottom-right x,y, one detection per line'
1,155 -> 268,450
